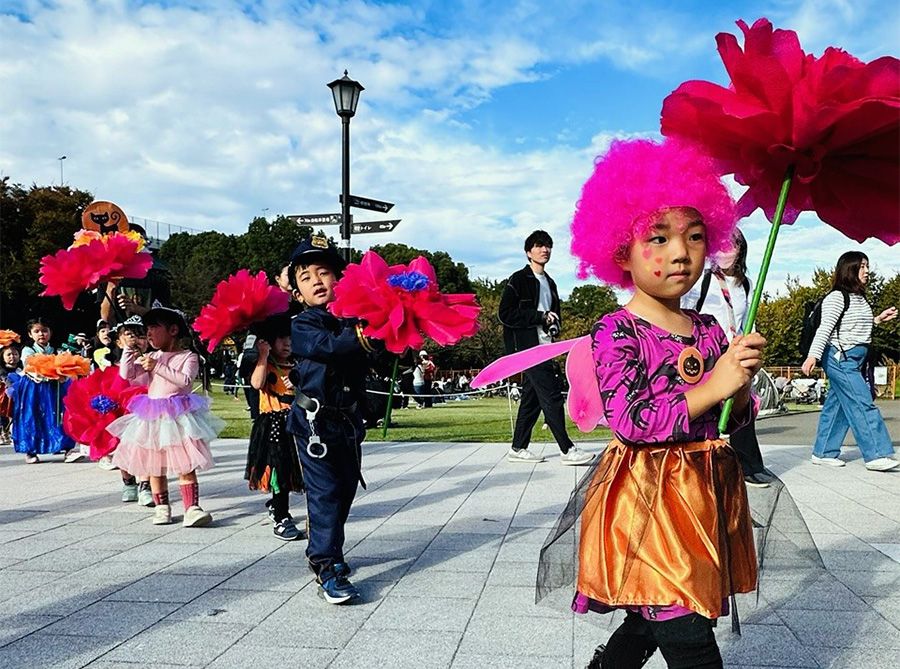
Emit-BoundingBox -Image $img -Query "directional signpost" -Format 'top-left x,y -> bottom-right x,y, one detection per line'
285,213 -> 341,226
340,194 -> 394,213
352,219 -> 401,235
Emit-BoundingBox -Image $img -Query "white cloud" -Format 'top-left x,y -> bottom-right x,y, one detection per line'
0,0 -> 896,310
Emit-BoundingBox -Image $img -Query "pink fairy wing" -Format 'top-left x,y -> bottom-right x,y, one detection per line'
471,337 -> 587,388
565,335 -> 606,432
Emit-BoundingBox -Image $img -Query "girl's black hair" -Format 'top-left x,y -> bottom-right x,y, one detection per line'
26,317 -> 52,332
0,345 -> 22,372
143,308 -> 189,338
832,251 -> 869,295
252,313 -> 293,346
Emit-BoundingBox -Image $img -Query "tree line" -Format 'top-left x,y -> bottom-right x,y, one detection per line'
2,181 -> 897,370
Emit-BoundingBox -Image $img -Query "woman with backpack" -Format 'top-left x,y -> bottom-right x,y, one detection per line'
683,228 -> 772,488
801,252 -> 898,472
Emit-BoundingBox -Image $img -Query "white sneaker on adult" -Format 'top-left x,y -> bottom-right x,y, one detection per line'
811,455 -> 845,467
560,447 -> 594,466
865,457 -> 899,472
507,447 -> 545,463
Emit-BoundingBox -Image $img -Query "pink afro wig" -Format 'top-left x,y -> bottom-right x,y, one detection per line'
570,138 -> 737,289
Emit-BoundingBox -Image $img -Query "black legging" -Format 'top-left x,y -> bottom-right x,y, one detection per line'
593,610 -> 723,669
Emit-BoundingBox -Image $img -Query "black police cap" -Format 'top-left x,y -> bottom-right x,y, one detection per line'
288,235 -> 347,273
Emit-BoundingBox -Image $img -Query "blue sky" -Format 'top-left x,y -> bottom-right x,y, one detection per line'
1,0 -> 898,298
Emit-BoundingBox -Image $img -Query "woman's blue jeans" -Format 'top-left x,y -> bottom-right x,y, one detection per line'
812,345 -> 894,462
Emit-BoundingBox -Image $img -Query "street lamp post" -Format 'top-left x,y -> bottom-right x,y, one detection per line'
327,70 -> 364,262
58,155 -> 67,186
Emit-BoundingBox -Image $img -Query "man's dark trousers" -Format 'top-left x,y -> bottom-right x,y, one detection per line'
512,360 -> 574,454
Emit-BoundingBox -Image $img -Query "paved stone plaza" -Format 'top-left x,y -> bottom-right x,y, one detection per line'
0,405 -> 898,668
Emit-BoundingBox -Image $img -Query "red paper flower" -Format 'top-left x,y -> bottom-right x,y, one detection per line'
39,233 -> 154,309
63,366 -> 147,460
329,251 -> 480,354
193,269 -> 291,353
661,18 -> 900,245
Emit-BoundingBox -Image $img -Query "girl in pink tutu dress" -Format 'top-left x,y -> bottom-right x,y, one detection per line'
108,307 -> 223,526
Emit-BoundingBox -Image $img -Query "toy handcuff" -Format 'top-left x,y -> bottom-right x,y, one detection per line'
303,397 -> 328,459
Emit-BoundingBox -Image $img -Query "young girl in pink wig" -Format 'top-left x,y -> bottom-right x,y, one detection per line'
538,138 -> 766,669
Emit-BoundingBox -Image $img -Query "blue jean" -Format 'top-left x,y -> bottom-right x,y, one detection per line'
812,345 -> 894,462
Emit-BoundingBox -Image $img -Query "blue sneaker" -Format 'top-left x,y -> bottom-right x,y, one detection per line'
334,562 -> 352,578
318,572 -> 360,605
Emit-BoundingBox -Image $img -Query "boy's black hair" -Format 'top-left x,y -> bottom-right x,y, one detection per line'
288,258 -> 344,291
524,230 -> 553,252
251,313 -> 293,346
26,317 -> 52,331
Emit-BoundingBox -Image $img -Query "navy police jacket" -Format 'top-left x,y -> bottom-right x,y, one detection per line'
286,305 -> 369,439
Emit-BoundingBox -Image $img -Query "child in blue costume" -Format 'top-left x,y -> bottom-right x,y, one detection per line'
287,235 -> 378,605
10,318 -> 75,463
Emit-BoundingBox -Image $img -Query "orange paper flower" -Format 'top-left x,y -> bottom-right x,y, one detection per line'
54,351 -> 91,379
0,330 -> 20,347
25,354 -> 61,380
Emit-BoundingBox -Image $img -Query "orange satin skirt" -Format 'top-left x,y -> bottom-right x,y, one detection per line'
577,438 -> 757,620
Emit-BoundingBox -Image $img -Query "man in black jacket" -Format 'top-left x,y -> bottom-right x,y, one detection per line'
499,230 -> 593,465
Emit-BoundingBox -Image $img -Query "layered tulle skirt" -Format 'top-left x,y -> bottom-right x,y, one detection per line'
108,393 -> 224,476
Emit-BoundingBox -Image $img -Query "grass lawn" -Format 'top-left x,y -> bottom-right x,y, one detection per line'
207,386 -> 613,443
208,386 -> 878,443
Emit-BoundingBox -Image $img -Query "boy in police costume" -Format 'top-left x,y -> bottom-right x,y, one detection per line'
287,235 -> 378,604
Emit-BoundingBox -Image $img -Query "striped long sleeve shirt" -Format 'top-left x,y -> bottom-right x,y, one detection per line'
808,291 -> 873,362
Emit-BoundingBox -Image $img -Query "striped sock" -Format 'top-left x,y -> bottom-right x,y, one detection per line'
180,482 -> 199,510
152,490 -> 169,506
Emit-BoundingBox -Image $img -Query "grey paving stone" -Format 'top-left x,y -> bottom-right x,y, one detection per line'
0,633 -> 118,669
474,585 -> 570,621
346,537 -> 431,560
161,551 -> 258,576
69,532 -> 156,552
345,556 -> 416,583
459,612 -> 572,658
6,547 -> 119,572
250,596 -> 370,649
392,568 -> 487,599
105,573 -> 224,603
429,532 -> 504,552
717,624 -> 818,667
205,642 -> 338,669
831,569 -> 900,598
169,587 -> 293,624
442,517 -> 511,534
811,646 -> 900,669
104,620 -> 250,664
487,560 -> 539,587
820,549 -> 900,572
0,613 -> 62,646
412,548 -> 498,573
781,609 -> 900,648
41,601 -> 180,638
864,596 -> 900,626
761,572 -> 872,611
0,576 -> 128,617
362,594 -> 477,632
451,655 -> 567,669
329,629 -> 462,669
84,663 -> 187,669
104,540 -> 204,566
217,557 -> 314,592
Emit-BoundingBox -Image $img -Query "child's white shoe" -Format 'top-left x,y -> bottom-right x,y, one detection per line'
183,506 -> 212,527
152,504 -> 172,525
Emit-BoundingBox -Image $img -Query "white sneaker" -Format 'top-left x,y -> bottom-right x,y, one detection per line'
507,447 -> 545,463
183,505 -> 213,527
811,455 -> 845,467
152,504 -> 172,525
64,449 -> 85,463
97,455 -> 118,471
865,457 -> 899,472
560,447 -> 594,466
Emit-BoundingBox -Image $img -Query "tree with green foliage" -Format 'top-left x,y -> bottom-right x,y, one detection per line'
561,284 -> 619,339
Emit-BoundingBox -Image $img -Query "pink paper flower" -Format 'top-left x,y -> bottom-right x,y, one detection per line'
661,18 -> 900,245
193,270 -> 291,353
329,251 -> 480,354
39,233 -> 154,309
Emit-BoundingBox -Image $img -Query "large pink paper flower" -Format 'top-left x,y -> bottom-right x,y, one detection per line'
63,366 -> 147,460
329,251 -> 480,354
193,270 -> 291,353
661,18 -> 900,245
39,233 -> 154,309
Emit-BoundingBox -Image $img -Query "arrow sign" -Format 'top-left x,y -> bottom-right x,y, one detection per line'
340,195 -> 395,213
352,219 -> 401,234
285,213 -> 341,225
